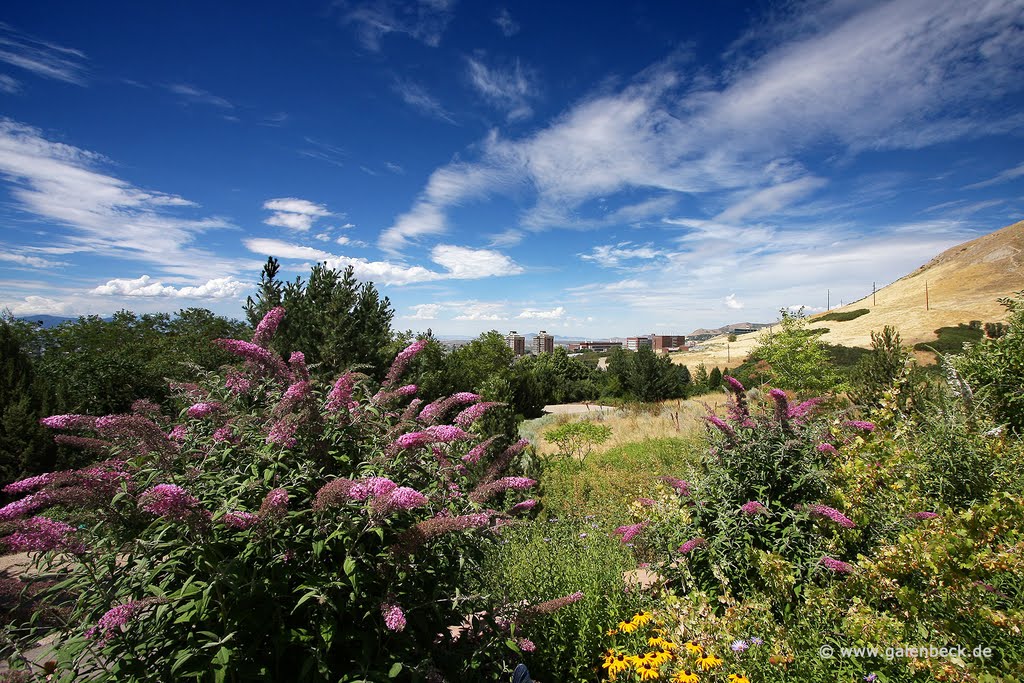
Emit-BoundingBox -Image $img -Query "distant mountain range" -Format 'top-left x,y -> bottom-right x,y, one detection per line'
16,315 -> 79,329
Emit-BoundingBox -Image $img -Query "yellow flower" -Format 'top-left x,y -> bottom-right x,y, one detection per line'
697,654 -> 723,671
607,628 -> 619,636
648,636 -> 678,651
684,641 -> 704,655
619,620 -> 639,633
646,650 -> 673,666
602,651 -> 630,678
728,675 -> 750,683
673,671 -> 700,683
633,658 -> 661,680
632,610 -> 654,626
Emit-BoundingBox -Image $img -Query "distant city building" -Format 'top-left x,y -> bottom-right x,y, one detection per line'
731,324 -> 758,335
652,335 -> 687,354
532,330 -> 554,354
505,330 -> 525,356
569,341 -> 623,353
625,336 -> 654,352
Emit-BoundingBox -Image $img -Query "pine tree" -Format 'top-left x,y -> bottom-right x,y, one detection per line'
708,366 -> 723,390
0,321 -> 56,484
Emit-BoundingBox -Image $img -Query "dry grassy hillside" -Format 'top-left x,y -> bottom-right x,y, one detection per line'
674,219 -> 1024,368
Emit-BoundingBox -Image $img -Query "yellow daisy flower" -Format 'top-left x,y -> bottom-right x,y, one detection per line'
697,654 -> 723,671
619,620 -> 639,633
728,675 -> 750,683
607,628 -> 619,636
602,651 -> 630,678
672,671 -> 700,683
632,610 -> 654,626
646,650 -> 673,666
633,658 -> 661,680
684,641 -> 704,655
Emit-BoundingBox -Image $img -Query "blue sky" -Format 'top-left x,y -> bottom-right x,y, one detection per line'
0,0 -> 1022,337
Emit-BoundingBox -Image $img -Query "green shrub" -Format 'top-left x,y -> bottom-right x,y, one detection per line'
914,323 -> 985,354
818,308 -> 869,323
544,420 -> 612,464
748,309 -> 844,396
480,518 -> 646,682
0,309 -> 562,682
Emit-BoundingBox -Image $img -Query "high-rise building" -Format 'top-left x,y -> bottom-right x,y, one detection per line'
505,330 -> 526,356
532,330 -> 554,354
625,336 -> 653,352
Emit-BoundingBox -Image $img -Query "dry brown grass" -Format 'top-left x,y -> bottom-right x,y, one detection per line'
672,219 -> 1024,368
533,394 -> 726,459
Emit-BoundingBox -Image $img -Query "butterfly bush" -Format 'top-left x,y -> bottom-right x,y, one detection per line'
3,310 -> 543,681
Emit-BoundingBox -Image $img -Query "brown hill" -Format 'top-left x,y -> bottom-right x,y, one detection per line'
674,219 -> 1024,368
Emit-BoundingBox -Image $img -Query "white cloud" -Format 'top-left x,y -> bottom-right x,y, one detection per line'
466,56 -> 537,121
244,238 -> 335,261
0,118 -> 247,280
244,238 -> 523,286
487,229 -> 524,247
262,197 -> 331,232
341,0 -> 456,51
580,242 -> 663,268
964,162 -> 1024,190
409,303 -> 441,319
430,244 -> 523,279
91,274 -> 248,299
724,294 -> 744,310
0,251 -> 67,268
1,295 -> 69,315
453,302 -> 507,321
517,306 -> 565,320
392,78 -> 456,123
166,83 -> 234,109
382,0 -> 1024,250
0,74 -> 19,93
494,8 -> 519,36
0,24 -> 88,85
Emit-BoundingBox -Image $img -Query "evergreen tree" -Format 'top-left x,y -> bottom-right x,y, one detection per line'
694,363 -> 709,390
0,321 -> 56,484
708,366 -> 723,390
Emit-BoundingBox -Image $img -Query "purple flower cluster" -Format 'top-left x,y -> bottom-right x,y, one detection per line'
660,477 -> 691,496
168,425 -> 188,442
351,477 -> 398,501
769,388 -> 789,424
212,425 -> 235,443
384,339 -> 428,386
372,487 -> 429,515
381,603 -> 407,632
724,376 -> 745,394
788,397 -> 824,419
614,522 -> 648,544
817,443 -> 838,455
521,591 -> 584,619
637,497 -> 656,507
820,557 -> 854,574
138,484 -> 208,523
259,488 -> 289,519
706,415 -> 736,439
740,500 -> 768,515
843,420 -> 876,433
909,511 -> 939,520
481,439 -> 530,482
461,436 -> 498,464
3,516 -> 86,555
678,537 -> 706,554
454,402 -> 500,429
282,381 -> 312,402
806,504 -> 856,528
266,419 -> 298,447
85,598 -> 166,642
186,402 -> 221,419
517,638 -> 537,653
225,371 -> 252,395
288,351 -> 309,380
252,307 -> 285,347
222,511 -> 259,530
3,473 -> 55,495
425,425 -> 470,443
469,477 -> 536,504
392,431 -> 433,450
39,414 -> 98,430
394,513 -> 491,554
0,492 -> 51,522
53,435 -> 112,452
325,373 -> 357,412
213,339 -> 289,378
509,499 -> 537,514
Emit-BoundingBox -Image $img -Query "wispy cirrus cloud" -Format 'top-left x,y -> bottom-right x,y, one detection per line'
493,8 -> 519,37
165,83 -> 234,109
381,0 -> 1024,253
466,55 -> 537,121
963,162 -> 1024,190
0,118 -> 250,281
0,23 -> 88,86
243,238 -> 523,286
392,78 -> 457,124
340,0 -> 456,51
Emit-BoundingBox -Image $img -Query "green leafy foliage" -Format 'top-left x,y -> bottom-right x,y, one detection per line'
544,420 -> 612,464
747,308 -> 843,395
817,308 -> 869,323
914,323 -> 985,354
606,347 -> 690,402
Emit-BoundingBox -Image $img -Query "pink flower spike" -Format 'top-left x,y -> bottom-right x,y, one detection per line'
614,522 -> 648,544
678,537 -> 706,554
382,603 -> 406,632
820,556 -> 854,574
252,307 -> 285,347
186,402 -> 221,419
817,443 -> 838,455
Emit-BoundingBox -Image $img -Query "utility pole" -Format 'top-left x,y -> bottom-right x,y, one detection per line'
727,343 -> 730,363
827,289 -> 830,311
872,282 -> 876,307
925,282 -> 930,311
